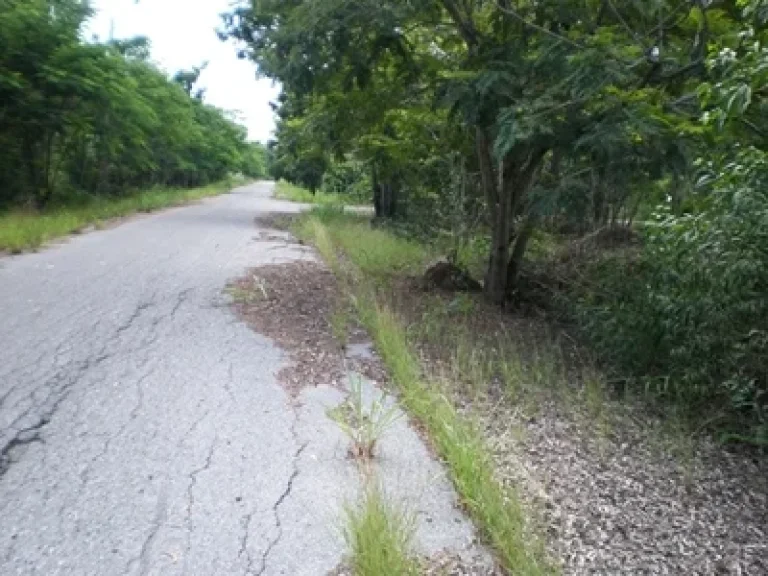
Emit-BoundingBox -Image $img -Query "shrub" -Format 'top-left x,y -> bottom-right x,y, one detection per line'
578,148 -> 767,440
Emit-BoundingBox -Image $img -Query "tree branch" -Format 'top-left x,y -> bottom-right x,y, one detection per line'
493,1 -> 586,51
606,0 -> 646,49
440,0 -> 479,47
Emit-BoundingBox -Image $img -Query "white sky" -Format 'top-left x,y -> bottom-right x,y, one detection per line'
85,0 -> 279,143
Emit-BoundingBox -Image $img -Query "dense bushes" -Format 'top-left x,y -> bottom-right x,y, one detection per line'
576,149 -> 767,439
321,161 -> 371,202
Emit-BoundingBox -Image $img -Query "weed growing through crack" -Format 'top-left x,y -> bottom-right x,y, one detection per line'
343,484 -> 419,576
328,374 -> 402,462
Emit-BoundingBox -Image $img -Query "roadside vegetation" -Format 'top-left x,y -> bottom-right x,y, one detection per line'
0,179 -> 243,253
225,0 -> 768,444
294,207 -> 766,574
274,180 -> 348,207
273,160 -> 371,207
343,484 -> 419,576
296,210 -> 552,575
0,0 -> 267,249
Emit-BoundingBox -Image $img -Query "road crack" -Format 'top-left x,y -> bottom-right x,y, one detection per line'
182,434 -> 219,572
125,485 -> 168,576
254,439 -> 308,575
0,418 -> 47,477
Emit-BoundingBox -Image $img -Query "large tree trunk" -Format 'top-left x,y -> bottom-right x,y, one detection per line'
485,162 -> 513,305
476,128 -> 508,304
506,217 -> 534,293
476,129 -> 547,304
372,164 -> 398,219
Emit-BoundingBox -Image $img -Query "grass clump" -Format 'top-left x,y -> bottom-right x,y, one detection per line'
329,374 -> 402,461
344,484 -> 419,576
0,180 -> 237,253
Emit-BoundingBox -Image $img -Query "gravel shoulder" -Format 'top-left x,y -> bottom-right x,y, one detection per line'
388,285 -> 768,576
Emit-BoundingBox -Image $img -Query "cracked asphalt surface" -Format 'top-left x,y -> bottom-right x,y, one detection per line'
0,181 -> 485,575
0,183 -> 345,575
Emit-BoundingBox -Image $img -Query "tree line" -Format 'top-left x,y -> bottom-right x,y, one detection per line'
0,0 -> 267,210
225,1 -> 767,438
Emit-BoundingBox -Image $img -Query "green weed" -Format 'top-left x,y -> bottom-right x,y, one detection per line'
331,305 -> 351,349
343,484 -> 418,576
329,374 -> 402,462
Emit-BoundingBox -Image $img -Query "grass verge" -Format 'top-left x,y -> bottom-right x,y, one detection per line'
297,211 -> 552,575
0,178 -> 243,253
274,179 -> 349,206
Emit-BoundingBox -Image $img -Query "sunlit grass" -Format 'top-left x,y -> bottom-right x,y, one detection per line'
0,180 -> 237,253
274,179 -> 349,206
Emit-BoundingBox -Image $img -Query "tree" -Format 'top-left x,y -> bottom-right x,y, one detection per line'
240,141 -> 268,179
225,0 -> 710,302
0,0 -> 251,207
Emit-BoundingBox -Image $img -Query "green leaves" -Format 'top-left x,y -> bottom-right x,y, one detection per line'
0,0 -> 251,206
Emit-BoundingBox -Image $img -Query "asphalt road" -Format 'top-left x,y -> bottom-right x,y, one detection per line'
0,182 -> 341,575
0,182 -> 483,575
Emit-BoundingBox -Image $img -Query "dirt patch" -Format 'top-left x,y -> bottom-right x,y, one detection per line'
229,261 -> 347,397
389,283 -> 768,576
254,213 -> 297,232
229,258 -> 388,399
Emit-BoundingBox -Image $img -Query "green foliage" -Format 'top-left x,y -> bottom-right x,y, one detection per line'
322,160 -> 371,202
571,3 -> 768,440
274,180 -> 347,206
578,149 -> 767,439
0,0 -> 252,209
240,142 -> 268,179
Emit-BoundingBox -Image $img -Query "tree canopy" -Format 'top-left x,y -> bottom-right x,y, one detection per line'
0,0 -> 266,209
224,0 -> 753,299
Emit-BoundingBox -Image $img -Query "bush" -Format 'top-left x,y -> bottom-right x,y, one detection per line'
577,148 -> 767,440
321,160 -> 371,202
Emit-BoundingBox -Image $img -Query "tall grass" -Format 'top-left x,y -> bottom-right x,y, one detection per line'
293,208 -> 430,276
358,298 -> 550,575
0,180 -> 237,253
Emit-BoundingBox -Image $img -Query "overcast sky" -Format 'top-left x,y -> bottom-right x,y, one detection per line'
85,0 -> 279,143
